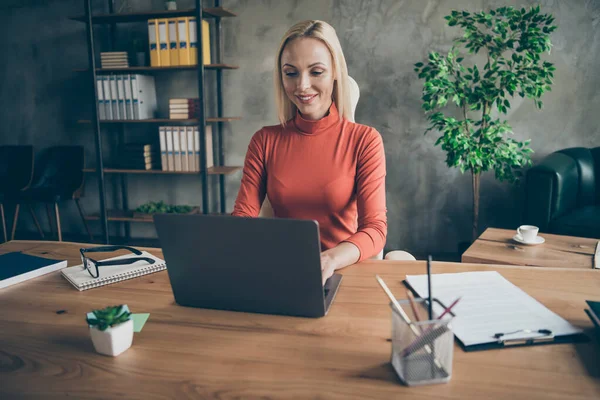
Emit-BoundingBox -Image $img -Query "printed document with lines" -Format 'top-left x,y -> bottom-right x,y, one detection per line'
404,271 -> 582,347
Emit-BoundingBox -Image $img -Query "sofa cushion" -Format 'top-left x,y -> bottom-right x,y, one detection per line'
549,205 -> 600,239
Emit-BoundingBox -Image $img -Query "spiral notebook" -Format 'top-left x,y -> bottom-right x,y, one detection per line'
61,251 -> 166,291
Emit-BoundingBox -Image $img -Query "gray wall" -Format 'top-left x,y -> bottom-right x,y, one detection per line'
1,0 -> 599,255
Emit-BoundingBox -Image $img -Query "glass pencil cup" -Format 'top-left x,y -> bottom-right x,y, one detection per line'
390,298 -> 454,386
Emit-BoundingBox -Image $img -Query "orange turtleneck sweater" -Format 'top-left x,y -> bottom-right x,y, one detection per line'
232,103 -> 387,261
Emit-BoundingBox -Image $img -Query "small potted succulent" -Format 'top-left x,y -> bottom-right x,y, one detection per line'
86,305 -> 133,356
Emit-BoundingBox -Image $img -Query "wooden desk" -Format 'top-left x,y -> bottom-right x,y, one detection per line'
1,240 -> 599,399
462,228 -> 600,269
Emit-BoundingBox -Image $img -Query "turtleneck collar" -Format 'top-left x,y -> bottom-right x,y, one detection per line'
293,101 -> 340,135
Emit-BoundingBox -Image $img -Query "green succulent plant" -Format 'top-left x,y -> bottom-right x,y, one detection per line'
86,305 -> 131,331
135,200 -> 194,214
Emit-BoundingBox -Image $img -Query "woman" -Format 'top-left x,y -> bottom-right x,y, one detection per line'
232,20 -> 387,285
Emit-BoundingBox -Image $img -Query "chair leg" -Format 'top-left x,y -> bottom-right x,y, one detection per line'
0,203 -> 6,243
54,203 -> 62,242
46,203 -> 55,238
11,204 -> 20,240
75,199 -> 93,242
28,204 -> 45,239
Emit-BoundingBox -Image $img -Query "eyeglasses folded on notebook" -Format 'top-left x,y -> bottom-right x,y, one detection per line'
79,245 -> 155,278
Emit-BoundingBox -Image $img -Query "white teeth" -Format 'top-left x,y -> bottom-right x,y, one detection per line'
299,95 -> 314,100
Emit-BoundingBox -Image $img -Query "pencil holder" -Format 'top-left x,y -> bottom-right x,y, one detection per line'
390,298 -> 454,386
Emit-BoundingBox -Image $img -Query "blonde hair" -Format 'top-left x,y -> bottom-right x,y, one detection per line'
274,20 -> 352,125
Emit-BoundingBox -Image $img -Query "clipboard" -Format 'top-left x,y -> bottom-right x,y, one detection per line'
403,271 -> 588,352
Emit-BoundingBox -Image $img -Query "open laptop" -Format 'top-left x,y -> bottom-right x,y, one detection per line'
153,214 -> 343,318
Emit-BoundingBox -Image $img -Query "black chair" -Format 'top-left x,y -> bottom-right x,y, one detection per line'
525,147 -> 600,239
10,146 -> 92,242
0,146 -> 34,242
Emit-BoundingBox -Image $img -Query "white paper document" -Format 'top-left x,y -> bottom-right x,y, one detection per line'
405,271 -> 582,347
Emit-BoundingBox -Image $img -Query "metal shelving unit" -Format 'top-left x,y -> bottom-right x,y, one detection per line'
75,0 -> 237,244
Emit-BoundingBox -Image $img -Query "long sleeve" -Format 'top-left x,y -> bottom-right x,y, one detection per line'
342,129 -> 387,261
232,130 -> 267,217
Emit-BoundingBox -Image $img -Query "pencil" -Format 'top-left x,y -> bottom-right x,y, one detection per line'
427,255 -> 433,320
406,290 -> 424,331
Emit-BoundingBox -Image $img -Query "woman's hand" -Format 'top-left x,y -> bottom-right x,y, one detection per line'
320,242 -> 361,286
320,250 -> 337,286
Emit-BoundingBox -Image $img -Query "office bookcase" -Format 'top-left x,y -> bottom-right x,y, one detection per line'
72,0 -> 241,244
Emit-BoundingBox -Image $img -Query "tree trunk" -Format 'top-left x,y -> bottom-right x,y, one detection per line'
472,171 -> 480,242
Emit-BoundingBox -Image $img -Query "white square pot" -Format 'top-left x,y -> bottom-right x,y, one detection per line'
89,319 -> 134,357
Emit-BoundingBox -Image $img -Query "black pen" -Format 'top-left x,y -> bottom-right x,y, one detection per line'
427,255 -> 433,320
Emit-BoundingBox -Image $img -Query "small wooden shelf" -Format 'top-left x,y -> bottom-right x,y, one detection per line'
84,209 -> 225,222
73,64 -> 239,73
69,7 -> 236,24
83,166 -> 241,175
78,117 -> 241,124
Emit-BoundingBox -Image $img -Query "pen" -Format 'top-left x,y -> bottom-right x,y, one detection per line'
406,290 -> 424,331
437,297 -> 461,320
427,255 -> 433,320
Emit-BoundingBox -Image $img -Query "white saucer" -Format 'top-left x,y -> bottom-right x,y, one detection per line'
512,234 -> 545,245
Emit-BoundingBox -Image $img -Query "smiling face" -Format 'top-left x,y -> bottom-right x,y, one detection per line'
280,37 -> 335,121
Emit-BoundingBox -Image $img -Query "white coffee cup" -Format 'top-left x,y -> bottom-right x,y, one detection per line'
517,225 -> 539,242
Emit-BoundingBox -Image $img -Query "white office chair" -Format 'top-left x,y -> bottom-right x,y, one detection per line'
258,76 -> 415,261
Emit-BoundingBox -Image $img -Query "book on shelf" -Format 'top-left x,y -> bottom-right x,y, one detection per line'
0,252 -> 67,290
149,17 -> 210,67
61,251 -> 166,291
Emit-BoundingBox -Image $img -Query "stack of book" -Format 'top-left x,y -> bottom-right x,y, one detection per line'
169,98 -> 200,119
117,143 -> 160,170
100,52 -> 129,68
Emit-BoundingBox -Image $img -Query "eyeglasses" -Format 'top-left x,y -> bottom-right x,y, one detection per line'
80,245 -> 155,278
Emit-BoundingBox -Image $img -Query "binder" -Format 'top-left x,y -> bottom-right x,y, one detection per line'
116,75 -> 126,120
165,127 -> 174,171
130,74 -> 157,120
177,17 -> 190,65
123,74 -> 133,120
187,126 -> 195,171
102,76 -> 112,120
205,125 -> 214,169
157,18 -> 170,67
159,127 -> 168,171
109,76 -> 119,120
404,271 -> 587,352
173,127 -> 182,171
148,19 -> 159,67
193,126 -> 200,171
188,18 -> 211,65
180,127 -> 188,171
96,77 -> 105,120
168,18 -> 179,66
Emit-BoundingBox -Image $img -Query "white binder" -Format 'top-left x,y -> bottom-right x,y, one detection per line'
159,127 -> 168,171
116,75 -> 126,120
102,76 -> 112,120
109,76 -> 119,120
96,77 -> 105,120
187,127 -> 195,171
131,74 -> 157,120
173,127 -> 182,171
165,126 -> 174,171
123,74 -> 133,120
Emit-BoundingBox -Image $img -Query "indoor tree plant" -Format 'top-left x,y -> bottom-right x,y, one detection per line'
86,304 -> 133,356
414,5 -> 557,241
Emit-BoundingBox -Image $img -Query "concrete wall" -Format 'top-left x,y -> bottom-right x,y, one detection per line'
1,0 -> 599,254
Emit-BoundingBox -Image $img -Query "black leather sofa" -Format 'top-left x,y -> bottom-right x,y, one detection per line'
525,147 -> 600,239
